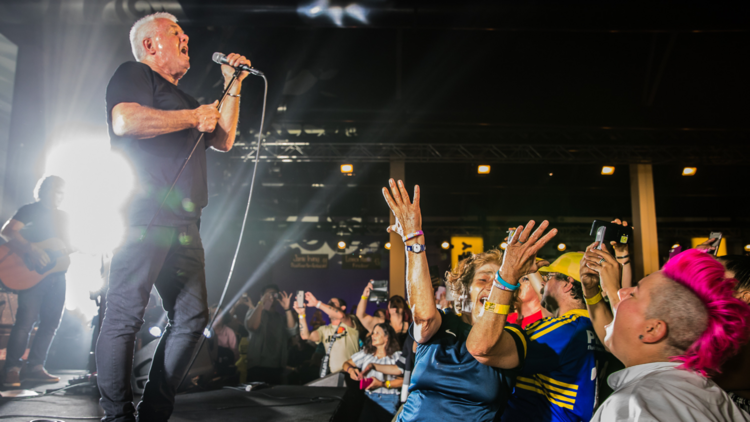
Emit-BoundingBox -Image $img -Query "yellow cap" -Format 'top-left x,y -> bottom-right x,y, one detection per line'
538,252 -> 583,282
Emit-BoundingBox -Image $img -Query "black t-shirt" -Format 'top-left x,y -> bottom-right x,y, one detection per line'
106,61 -> 207,227
12,202 -> 69,244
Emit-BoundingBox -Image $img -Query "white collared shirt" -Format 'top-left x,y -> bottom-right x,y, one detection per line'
592,361 -> 750,422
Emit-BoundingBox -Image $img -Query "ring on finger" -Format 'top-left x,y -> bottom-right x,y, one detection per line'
599,258 -> 605,265
518,241 -> 525,245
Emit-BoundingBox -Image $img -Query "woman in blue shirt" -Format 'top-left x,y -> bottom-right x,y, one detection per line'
381,179 -> 554,421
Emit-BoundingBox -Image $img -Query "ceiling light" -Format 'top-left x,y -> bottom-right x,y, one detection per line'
557,243 -> 567,251
601,166 -> 615,175
340,164 -> 353,174
682,167 -> 697,176
671,243 -> 680,249
441,241 -> 451,250
477,165 -> 491,175
337,240 -> 347,249
385,242 -> 391,250
500,242 -> 508,250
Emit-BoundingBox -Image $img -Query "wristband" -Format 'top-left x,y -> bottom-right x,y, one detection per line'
495,271 -> 520,291
385,380 -> 391,389
484,301 -> 510,315
621,260 -> 631,265
298,314 -> 306,318
404,230 -> 424,241
585,291 -> 603,306
227,92 -> 241,98
361,295 -> 369,300
316,301 -> 322,309
616,254 -> 629,259
493,281 -> 515,292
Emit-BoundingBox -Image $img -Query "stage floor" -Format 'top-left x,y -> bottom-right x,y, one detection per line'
0,371 -> 345,422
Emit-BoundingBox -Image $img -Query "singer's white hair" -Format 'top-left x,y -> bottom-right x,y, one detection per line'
129,12 -> 178,61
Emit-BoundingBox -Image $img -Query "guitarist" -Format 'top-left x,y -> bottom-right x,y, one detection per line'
1,175 -> 69,388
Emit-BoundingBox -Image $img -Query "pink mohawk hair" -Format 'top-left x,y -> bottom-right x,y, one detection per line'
662,249 -> 750,376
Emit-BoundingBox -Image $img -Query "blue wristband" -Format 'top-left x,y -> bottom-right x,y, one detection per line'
495,270 -> 519,291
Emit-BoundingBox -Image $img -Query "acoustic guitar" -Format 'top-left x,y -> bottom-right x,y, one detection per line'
0,238 -> 71,291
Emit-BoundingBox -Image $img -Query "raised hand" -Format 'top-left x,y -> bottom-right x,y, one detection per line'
365,379 -> 383,391
221,52 -> 252,82
305,292 -> 319,308
382,179 -> 421,240
499,220 -> 558,282
362,281 -> 373,297
347,366 -> 362,381
583,242 -> 621,295
193,101 -> 220,132
277,291 -> 292,310
579,243 -> 602,292
695,238 -> 718,254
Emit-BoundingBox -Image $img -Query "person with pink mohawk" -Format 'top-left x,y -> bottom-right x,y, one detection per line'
581,246 -> 750,421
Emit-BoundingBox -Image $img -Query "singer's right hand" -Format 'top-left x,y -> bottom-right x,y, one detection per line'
194,101 -> 220,133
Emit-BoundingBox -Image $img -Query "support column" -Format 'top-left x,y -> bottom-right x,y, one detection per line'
389,159 -> 406,300
629,164 -> 660,282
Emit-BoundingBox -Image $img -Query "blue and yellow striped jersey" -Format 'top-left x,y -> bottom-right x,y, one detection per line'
500,309 -> 605,422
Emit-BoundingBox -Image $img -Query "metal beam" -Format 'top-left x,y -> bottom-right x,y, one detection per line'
233,141 -> 750,165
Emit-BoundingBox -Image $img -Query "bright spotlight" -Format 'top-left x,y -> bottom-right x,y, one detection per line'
298,0 -> 328,18
682,167 -> 697,176
477,165 -> 491,175
601,166 -> 615,175
327,6 -> 344,26
744,244 -> 750,252
345,4 -> 369,24
203,327 -> 212,338
500,242 -> 508,250
338,240 -> 347,249
149,326 -> 162,337
557,243 -> 567,251
385,242 -> 391,250
45,131 -> 134,254
441,241 -> 451,250
672,243 -> 680,249
341,164 -> 353,174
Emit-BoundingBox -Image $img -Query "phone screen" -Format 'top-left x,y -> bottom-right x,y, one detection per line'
595,226 -> 606,250
296,290 -> 305,308
709,232 -> 722,256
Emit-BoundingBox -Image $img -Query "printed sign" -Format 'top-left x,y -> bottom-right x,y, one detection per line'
290,254 -> 329,269
342,253 -> 382,270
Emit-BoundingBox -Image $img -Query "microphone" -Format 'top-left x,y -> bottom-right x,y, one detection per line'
212,52 -> 264,76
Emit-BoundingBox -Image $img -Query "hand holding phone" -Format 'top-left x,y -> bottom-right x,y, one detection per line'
296,290 -> 305,308
708,232 -> 723,256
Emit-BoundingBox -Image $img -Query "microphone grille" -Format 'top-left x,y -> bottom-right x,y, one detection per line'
212,52 -> 225,64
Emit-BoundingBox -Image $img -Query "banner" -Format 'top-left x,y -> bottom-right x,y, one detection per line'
290,254 -> 329,269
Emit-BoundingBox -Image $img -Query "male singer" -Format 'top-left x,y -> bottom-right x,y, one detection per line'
97,12 -> 251,422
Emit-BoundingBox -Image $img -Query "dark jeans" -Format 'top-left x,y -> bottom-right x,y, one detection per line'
96,224 -> 208,422
5,273 -> 66,369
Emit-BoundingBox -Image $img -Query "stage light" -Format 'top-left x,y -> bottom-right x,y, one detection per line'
203,327 -> 212,339
672,243 -> 680,249
682,167 -> 697,176
745,244 -> 750,252
441,241 -> 451,250
601,166 -> 615,175
477,165 -> 491,175
385,242 -> 391,250
345,4 -> 369,23
557,243 -> 567,251
327,6 -> 343,26
338,240 -> 347,249
549,173 -> 553,176
341,164 -> 353,174
149,326 -> 162,337
500,242 -> 508,250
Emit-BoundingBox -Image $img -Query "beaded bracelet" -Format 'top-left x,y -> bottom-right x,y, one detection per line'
404,230 -> 424,241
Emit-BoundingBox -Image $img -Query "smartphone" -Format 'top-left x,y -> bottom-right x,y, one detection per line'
296,290 -> 305,308
595,226 -> 606,250
709,232 -> 722,256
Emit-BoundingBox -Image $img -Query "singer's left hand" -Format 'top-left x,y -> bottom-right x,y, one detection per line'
222,53 -> 252,83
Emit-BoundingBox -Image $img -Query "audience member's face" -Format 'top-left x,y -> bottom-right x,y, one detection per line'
605,273 -> 663,362
371,326 -> 387,348
388,301 -> 404,319
472,262 -> 501,321
516,276 -> 536,304
40,186 -> 65,209
328,298 -> 344,312
540,273 -> 568,313
262,288 -> 278,311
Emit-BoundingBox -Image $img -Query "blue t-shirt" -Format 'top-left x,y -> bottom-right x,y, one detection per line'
398,309 -> 526,422
501,309 -> 605,422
